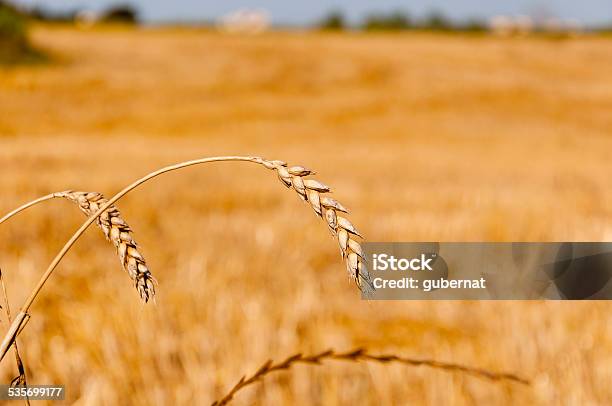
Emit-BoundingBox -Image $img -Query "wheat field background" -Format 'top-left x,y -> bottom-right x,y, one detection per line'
0,25 -> 611,404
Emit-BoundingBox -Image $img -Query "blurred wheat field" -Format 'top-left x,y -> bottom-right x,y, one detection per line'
0,25 -> 611,404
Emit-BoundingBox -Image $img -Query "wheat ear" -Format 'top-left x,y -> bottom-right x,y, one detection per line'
258,159 -> 373,293
212,348 -> 529,405
56,191 -> 155,303
0,192 -> 154,302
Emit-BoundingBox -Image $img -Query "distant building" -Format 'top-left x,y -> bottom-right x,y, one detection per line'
75,10 -> 100,28
489,15 -> 581,36
489,15 -> 533,36
218,9 -> 270,34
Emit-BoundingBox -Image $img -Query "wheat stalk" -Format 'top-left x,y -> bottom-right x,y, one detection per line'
0,156 -> 371,362
0,267 -> 30,406
212,348 -> 530,405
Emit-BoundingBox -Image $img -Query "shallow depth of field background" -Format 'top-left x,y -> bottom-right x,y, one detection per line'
1,24 -> 612,404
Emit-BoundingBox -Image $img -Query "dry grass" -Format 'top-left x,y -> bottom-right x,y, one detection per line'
0,25 -> 611,404
213,348 -> 529,406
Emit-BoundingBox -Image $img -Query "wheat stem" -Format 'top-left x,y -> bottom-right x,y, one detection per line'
0,268 -> 30,406
212,348 -> 530,405
0,193 -> 58,225
22,157 -> 257,312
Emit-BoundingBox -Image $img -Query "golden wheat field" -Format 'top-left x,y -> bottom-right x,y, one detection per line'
0,25 -> 611,404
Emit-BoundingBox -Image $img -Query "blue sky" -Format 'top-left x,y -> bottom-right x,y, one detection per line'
13,0 -> 612,25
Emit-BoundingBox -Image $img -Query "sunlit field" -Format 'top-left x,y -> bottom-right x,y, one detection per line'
1,25 -> 611,404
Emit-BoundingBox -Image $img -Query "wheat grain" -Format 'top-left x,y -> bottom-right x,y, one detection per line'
212,348 -> 529,405
256,158 -> 374,294
56,191 -> 155,302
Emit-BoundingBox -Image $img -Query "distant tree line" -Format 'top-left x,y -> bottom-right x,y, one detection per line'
318,10 -> 612,34
4,1 -> 612,34
317,9 -> 487,32
0,0 -> 139,65
0,0 -> 45,64
17,2 -> 139,24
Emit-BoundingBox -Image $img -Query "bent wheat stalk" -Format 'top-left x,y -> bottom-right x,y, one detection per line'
0,156 -> 372,363
212,348 -> 530,405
